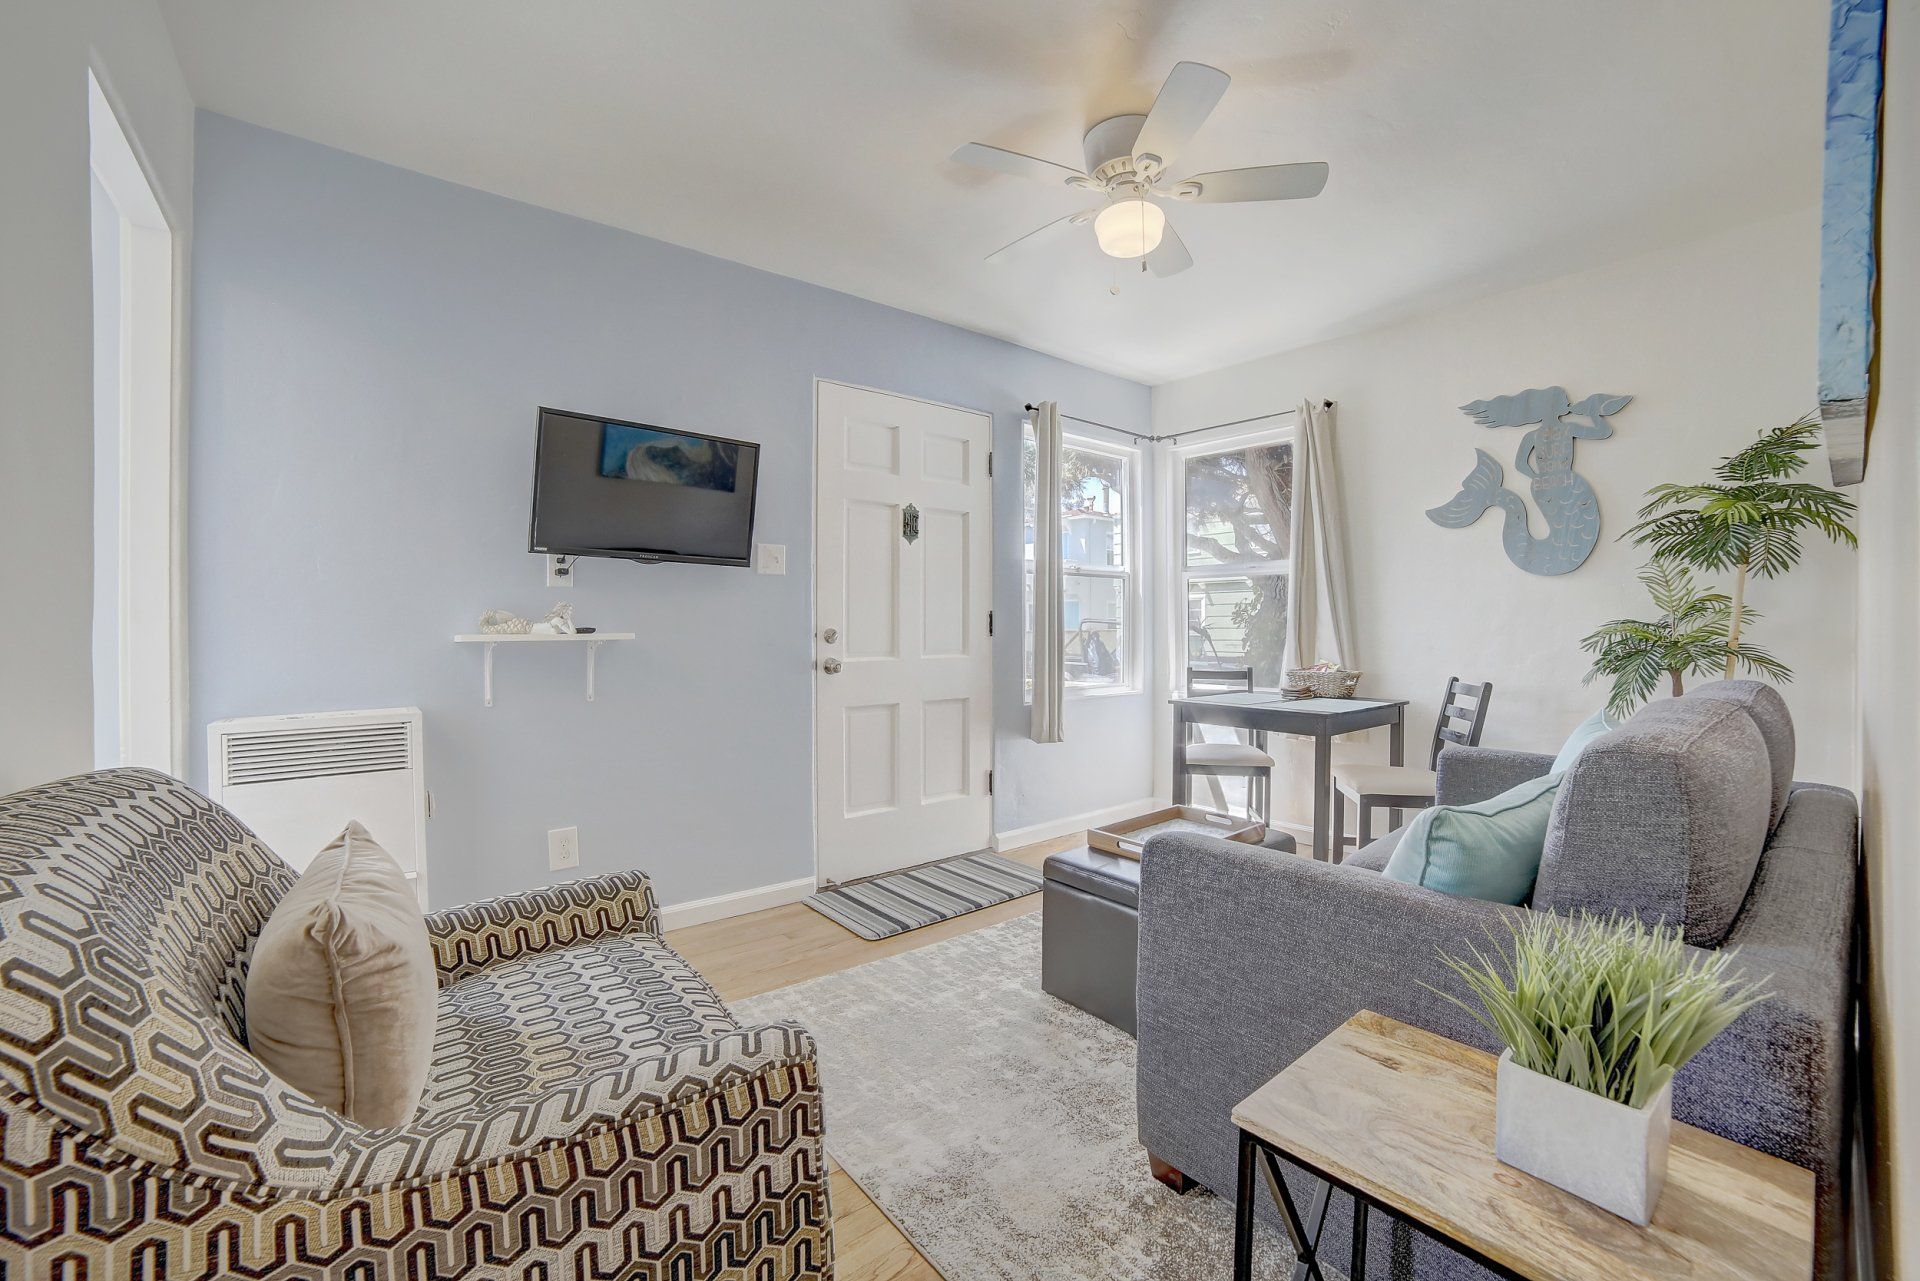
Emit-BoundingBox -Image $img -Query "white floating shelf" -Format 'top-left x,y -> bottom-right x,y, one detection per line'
453,632 -> 634,706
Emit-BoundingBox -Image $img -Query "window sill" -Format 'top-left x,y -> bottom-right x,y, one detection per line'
1024,684 -> 1142,705
1070,683 -> 1140,699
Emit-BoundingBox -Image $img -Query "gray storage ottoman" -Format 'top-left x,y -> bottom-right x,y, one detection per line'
1042,847 -> 1143,1033
1042,830 -> 1295,1036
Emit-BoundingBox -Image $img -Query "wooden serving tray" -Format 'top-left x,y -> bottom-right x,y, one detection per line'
1088,806 -> 1265,860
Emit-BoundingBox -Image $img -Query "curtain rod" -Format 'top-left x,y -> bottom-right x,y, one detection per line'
1021,401 -> 1333,446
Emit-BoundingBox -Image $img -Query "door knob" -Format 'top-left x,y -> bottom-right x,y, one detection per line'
822,627 -> 839,644
822,658 -> 843,674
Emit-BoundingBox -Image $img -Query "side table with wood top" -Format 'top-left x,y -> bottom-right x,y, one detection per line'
1231,1011 -> 1816,1281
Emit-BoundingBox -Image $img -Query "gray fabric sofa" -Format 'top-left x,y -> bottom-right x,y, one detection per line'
1135,681 -> 1858,1280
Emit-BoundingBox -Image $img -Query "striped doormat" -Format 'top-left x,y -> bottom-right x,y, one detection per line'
804,851 -> 1042,941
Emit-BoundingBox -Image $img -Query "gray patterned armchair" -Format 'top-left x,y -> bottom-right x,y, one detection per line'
0,769 -> 833,1279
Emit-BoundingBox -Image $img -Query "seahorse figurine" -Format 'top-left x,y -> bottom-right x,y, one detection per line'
1426,387 -> 1631,576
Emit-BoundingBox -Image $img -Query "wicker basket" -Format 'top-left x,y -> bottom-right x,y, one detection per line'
1286,667 -> 1362,698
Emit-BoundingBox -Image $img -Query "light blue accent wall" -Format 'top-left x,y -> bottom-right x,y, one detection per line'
188,113 -> 1154,910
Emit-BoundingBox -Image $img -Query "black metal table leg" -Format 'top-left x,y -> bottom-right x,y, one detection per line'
1237,1130 -> 1376,1281
1290,1180 -> 1331,1281
1388,711 -> 1407,829
1174,708 -> 1192,805
1259,1149 -> 1327,1281
1235,1130 -> 1258,1281
1311,730 -> 1332,860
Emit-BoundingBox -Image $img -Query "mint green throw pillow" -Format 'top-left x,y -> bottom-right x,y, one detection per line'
1381,772 -> 1561,904
1550,706 -> 1620,774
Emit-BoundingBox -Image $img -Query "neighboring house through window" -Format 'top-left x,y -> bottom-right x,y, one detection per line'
1177,432 -> 1294,688
1024,424 -> 1140,697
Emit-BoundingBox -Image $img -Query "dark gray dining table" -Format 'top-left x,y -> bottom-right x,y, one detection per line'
1170,692 -> 1410,861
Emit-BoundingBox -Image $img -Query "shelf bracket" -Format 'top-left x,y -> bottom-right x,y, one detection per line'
455,631 -> 631,706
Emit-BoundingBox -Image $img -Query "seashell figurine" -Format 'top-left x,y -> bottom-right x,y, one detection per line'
479,609 -> 532,635
529,602 -> 576,636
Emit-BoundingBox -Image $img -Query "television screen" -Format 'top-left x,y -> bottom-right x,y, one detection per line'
529,407 -> 760,566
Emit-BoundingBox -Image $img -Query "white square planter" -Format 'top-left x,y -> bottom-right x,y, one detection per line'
1494,1050 -> 1672,1225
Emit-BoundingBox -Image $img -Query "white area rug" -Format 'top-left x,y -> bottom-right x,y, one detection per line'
734,914 -> 1292,1280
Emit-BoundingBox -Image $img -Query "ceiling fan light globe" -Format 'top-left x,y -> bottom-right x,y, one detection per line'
1093,198 -> 1166,259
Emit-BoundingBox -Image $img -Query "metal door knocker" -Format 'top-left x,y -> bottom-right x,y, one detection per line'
902,503 -> 920,544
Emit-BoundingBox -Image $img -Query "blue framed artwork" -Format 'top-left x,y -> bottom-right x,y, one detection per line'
1817,0 -> 1887,486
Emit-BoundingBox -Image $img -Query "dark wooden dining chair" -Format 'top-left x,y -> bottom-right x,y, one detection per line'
1331,677 -> 1492,857
1181,665 -> 1274,822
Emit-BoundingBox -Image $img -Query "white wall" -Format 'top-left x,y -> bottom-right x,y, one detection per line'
1151,207 -> 1858,823
0,0 -> 194,792
1856,1 -> 1917,1272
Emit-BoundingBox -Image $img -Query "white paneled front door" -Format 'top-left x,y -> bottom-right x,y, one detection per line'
814,381 -> 993,885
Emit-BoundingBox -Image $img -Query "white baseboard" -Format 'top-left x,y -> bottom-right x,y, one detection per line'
659,876 -> 815,931
991,796 -> 1165,852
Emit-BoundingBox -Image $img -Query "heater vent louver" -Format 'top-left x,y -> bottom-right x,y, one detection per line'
222,722 -> 413,786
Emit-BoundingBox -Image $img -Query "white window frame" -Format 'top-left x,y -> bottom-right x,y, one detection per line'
1168,425 -> 1296,692
1025,424 -> 1143,700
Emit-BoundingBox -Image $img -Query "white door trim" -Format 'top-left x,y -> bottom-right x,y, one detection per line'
89,70 -> 182,775
810,377 -> 996,888
814,377 -> 992,421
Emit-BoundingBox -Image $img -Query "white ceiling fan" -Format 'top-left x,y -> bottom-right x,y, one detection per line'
952,61 -> 1328,278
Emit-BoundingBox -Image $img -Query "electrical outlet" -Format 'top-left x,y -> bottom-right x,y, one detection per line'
546,555 -> 576,588
756,544 -> 786,575
547,826 -> 579,871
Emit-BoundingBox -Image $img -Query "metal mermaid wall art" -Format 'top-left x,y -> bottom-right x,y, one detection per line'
1425,387 -> 1632,576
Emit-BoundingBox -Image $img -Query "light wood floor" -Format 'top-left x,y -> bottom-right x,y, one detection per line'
665,834 -> 1083,1281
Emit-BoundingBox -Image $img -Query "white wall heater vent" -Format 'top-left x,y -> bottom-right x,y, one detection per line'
208,707 -> 429,906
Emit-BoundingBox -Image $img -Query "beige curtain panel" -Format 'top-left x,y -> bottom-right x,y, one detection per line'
1287,399 -> 1357,672
1029,401 -> 1065,742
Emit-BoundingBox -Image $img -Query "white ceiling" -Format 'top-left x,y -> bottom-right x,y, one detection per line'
159,0 -> 1825,384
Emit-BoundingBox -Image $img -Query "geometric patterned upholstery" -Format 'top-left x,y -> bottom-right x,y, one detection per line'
0,768 -> 833,1279
420,930 -> 741,1125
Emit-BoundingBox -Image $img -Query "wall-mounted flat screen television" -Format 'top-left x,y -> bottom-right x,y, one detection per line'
529,407 -> 761,566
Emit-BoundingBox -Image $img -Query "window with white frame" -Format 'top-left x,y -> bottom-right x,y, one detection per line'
1024,425 -> 1138,696
1178,434 -> 1294,688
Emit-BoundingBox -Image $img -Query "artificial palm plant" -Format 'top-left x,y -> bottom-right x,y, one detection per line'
1580,562 -> 1789,719
1624,416 -> 1857,678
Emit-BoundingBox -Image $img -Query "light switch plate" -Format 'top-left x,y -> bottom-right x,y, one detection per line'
546,555 -> 576,588
547,826 -> 579,870
756,544 -> 786,575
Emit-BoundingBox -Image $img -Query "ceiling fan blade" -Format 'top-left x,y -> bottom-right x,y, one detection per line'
952,142 -> 1091,188
1131,62 -> 1230,176
1179,162 -> 1329,203
986,209 -> 1098,263
1145,221 -> 1192,277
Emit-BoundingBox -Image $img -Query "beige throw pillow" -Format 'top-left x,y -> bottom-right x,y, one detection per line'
246,821 -> 437,1128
